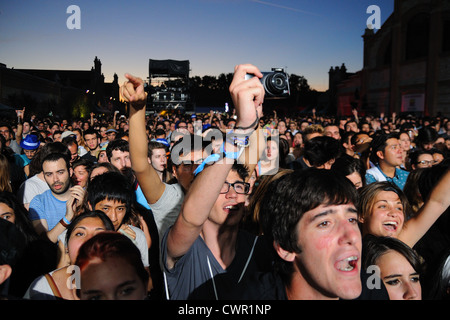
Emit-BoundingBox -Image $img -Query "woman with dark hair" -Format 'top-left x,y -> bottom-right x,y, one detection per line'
0,191 -> 57,297
332,154 -> 366,189
76,232 -> 149,300
362,235 -> 424,300
416,126 -> 438,151
24,211 -> 114,300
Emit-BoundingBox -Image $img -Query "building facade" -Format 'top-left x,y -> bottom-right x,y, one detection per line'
333,0 -> 450,117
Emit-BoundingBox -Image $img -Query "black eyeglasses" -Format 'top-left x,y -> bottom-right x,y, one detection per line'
220,181 -> 250,194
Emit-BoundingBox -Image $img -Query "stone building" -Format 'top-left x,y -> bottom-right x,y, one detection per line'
332,0 -> 450,117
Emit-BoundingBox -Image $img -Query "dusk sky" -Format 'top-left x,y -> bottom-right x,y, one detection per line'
0,0 -> 393,92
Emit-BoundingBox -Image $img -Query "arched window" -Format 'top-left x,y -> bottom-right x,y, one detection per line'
405,13 -> 430,60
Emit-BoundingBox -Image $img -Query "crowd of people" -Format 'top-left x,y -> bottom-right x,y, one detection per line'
0,64 -> 449,301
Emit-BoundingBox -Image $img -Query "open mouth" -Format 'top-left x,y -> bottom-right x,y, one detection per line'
336,256 -> 358,272
383,221 -> 398,232
224,205 -> 239,211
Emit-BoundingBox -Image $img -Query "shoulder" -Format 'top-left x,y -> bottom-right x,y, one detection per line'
23,273 -> 55,300
227,271 -> 287,300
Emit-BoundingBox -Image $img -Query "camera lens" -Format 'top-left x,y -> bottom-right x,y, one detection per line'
265,73 -> 287,95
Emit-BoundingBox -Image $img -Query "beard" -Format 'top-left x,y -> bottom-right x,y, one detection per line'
50,180 -> 71,195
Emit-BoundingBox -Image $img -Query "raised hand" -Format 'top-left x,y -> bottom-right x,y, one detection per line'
120,74 -> 147,109
229,64 -> 264,130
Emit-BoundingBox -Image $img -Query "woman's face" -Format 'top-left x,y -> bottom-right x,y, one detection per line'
265,140 -> 279,161
79,255 -> 147,300
346,172 -> 363,189
362,191 -> 405,238
67,217 -> 109,263
72,165 -> 89,188
377,250 -> 421,300
0,203 -> 15,224
399,133 -> 411,152
98,151 -> 108,163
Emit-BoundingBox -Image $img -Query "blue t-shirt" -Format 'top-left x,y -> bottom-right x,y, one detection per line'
29,189 -> 67,230
135,184 -> 151,210
365,165 -> 410,190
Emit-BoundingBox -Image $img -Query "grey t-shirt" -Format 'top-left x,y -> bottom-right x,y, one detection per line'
149,183 -> 184,243
161,228 -> 264,300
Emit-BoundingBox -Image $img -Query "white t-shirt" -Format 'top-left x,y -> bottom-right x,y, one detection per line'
17,174 -> 49,206
23,270 -> 59,300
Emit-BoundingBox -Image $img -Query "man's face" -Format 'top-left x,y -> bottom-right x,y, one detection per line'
210,170 -> 248,228
345,122 -> 359,133
23,148 -> 38,160
106,132 -> 116,142
361,123 -> 370,133
285,203 -> 362,300
22,122 -> 31,134
110,150 -> 131,172
379,138 -> 403,167
324,126 -> 341,140
43,158 -> 72,195
53,133 -> 62,142
172,149 -> 204,191
94,199 -> 126,231
0,126 -> 11,141
67,144 -> 79,163
289,122 -> 297,132
84,133 -> 100,151
150,148 -> 167,172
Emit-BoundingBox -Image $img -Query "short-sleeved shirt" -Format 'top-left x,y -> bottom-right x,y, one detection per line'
365,165 -> 410,190
29,190 -> 67,231
17,174 -> 50,206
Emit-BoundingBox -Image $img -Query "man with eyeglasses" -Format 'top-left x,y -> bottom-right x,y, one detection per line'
365,132 -> 410,190
122,64 -> 271,300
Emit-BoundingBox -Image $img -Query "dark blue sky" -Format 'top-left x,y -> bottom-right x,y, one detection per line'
0,0 -> 393,91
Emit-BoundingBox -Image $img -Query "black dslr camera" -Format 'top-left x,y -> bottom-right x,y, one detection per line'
245,68 -> 290,98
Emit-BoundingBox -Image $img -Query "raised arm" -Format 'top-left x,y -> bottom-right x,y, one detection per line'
166,64 -> 264,266
15,107 -> 25,144
399,168 -> 450,247
122,74 -> 166,204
